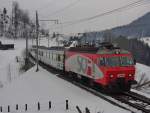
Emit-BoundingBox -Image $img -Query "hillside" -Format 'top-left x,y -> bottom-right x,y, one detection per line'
82,12 -> 150,39
110,12 -> 150,37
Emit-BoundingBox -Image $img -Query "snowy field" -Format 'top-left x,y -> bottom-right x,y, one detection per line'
0,38 -> 27,87
0,66 -> 131,113
0,37 -> 150,113
137,37 -> 150,94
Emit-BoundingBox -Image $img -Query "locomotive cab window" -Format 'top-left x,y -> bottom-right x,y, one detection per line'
104,56 -> 134,67
120,56 -> 134,66
97,57 -> 105,66
105,57 -> 120,67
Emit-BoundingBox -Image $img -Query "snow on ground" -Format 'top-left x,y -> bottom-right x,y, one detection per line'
135,63 -> 150,94
0,66 -> 130,113
131,89 -> 150,98
0,38 -> 27,87
136,63 -> 150,81
134,37 -> 150,94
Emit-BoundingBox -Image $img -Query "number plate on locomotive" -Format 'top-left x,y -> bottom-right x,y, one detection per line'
117,74 -> 125,78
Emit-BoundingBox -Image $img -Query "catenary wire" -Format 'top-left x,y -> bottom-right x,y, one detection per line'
45,0 -> 81,17
52,0 -> 150,29
62,0 -> 147,25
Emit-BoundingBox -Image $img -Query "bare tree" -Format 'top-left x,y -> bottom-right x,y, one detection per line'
12,1 -> 20,39
0,8 -> 9,37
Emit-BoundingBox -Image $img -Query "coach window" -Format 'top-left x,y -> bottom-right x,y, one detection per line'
46,52 -> 48,57
49,52 -> 51,59
60,55 -> 64,62
57,54 -> 60,61
55,54 -> 57,61
57,54 -> 59,61
50,53 -> 52,59
34,51 -> 36,54
51,53 -> 53,60
56,54 -> 58,61
46,51 -> 49,58
53,54 -> 56,61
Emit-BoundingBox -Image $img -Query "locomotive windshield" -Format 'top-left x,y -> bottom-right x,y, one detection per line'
98,56 -> 134,67
105,57 -> 120,67
120,56 -> 134,66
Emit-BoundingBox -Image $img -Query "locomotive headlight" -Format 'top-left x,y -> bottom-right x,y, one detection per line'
129,74 -> 132,77
110,75 -> 114,78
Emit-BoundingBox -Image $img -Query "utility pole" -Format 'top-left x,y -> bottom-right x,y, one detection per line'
25,23 -> 28,66
36,11 -> 39,72
3,8 -> 6,37
48,35 -> 50,47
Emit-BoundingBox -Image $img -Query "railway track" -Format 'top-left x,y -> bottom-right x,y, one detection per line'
29,54 -> 150,113
111,92 -> 150,113
59,74 -> 150,113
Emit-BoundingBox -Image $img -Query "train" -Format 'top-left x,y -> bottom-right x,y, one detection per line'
30,42 -> 137,93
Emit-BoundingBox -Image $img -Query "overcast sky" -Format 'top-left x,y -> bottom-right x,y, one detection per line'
0,0 -> 150,34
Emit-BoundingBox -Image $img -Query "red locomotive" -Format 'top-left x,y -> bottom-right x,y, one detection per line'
65,43 -> 137,92
30,42 -> 137,92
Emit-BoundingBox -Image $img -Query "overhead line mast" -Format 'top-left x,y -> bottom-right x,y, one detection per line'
36,11 -> 39,72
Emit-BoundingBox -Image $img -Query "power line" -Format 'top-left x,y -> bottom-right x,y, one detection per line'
61,0 -> 147,25
41,0 -> 150,32
37,0 -> 80,18
46,0 -> 81,17
53,0 -> 147,27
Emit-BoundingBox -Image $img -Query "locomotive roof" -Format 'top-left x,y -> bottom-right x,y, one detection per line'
67,46 -> 130,54
67,42 -> 130,54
